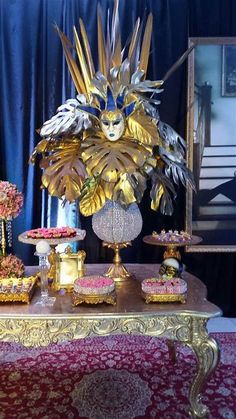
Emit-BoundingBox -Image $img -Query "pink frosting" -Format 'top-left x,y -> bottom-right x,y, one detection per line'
142,277 -> 187,295
26,227 -> 76,239
75,276 -> 114,288
74,275 -> 115,295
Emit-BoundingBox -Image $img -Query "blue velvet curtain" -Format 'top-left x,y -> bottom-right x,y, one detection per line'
0,0 -> 236,314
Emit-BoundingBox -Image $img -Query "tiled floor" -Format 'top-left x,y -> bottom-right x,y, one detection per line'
207,317 -> 236,332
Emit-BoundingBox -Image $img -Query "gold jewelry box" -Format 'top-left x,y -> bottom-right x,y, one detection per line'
0,275 -> 38,304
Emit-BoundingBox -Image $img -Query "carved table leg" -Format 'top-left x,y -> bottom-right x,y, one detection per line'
187,318 -> 220,418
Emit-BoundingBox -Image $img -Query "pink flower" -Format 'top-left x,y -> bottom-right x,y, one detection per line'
0,181 -> 23,219
0,254 -> 24,278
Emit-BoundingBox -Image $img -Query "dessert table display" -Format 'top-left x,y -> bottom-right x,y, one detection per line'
0,2 -> 222,416
18,227 -> 86,283
141,230 -> 202,303
0,264 -> 222,418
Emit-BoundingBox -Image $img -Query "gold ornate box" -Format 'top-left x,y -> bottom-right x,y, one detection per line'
55,246 -> 86,292
0,275 -> 38,304
72,275 -> 116,306
141,277 -> 187,304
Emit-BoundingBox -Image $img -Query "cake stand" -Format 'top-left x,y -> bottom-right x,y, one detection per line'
142,234 -> 202,304
18,229 -> 86,284
143,234 -> 202,262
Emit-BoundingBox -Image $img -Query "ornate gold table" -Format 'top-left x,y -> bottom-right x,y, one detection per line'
0,264 -> 222,418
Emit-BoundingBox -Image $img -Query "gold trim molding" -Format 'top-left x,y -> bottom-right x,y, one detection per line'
0,315 -> 194,347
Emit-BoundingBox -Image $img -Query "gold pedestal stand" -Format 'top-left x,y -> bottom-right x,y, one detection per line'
142,290 -> 186,304
73,291 -> 116,306
163,244 -> 181,260
103,241 -> 132,282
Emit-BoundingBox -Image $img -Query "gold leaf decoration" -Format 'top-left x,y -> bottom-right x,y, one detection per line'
126,112 -> 160,146
151,184 -> 164,211
73,26 -> 92,94
139,13 -> 153,74
40,142 -> 86,202
79,18 -> 95,79
82,136 -> 150,182
150,172 -> 176,215
101,180 -> 115,200
113,173 -> 136,206
55,25 -> 86,95
129,172 -> 147,203
29,139 -> 50,164
97,4 -> 107,76
79,177 -> 106,216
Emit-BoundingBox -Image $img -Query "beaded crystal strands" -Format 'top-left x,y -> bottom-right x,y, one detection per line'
30,0 -> 195,217
0,181 -> 24,256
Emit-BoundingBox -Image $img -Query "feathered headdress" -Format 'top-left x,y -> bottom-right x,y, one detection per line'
31,0 -> 194,216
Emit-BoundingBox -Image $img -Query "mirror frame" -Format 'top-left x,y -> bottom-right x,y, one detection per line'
185,37 -> 236,252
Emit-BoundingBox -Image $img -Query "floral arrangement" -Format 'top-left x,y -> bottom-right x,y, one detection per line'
30,0 -> 195,217
0,181 -> 24,220
0,254 -> 25,278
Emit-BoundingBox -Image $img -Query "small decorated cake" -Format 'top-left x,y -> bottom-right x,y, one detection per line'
26,227 -> 77,239
141,277 -> 187,295
152,229 -> 191,243
74,276 -> 115,295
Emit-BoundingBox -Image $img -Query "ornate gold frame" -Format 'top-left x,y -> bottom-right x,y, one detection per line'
185,37 -> 236,252
55,246 -> 86,291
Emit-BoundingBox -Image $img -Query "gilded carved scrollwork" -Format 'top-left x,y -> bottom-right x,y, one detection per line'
0,315 -> 193,348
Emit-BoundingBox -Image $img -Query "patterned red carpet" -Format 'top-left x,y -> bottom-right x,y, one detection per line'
0,333 -> 235,419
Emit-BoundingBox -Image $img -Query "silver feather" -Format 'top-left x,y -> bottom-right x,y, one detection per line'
40,98 -> 92,137
160,152 -> 196,190
158,121 -> 185,149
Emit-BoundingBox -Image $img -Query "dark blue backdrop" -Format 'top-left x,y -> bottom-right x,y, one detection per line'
0,0 -> 236,315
